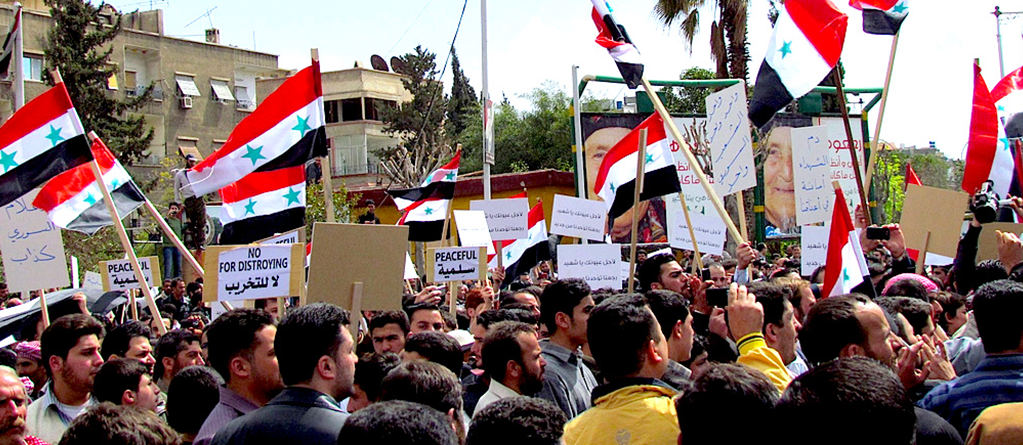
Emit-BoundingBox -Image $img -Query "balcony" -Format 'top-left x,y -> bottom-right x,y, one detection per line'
333,163 -> 379,177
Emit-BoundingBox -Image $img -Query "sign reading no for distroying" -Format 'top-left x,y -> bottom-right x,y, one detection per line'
217,245 -> 293,300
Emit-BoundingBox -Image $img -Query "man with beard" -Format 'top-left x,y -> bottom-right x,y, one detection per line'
473,322 -> 546,416
0,366 -> 44,445
26,314 -> 105,444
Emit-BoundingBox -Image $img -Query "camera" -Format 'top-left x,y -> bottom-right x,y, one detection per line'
971,180 -> 1012,224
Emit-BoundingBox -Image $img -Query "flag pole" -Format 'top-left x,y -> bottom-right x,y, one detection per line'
312,48 -> 336,223
627,129 -> 648,294
12,2 -> 23,110
79,131 -> 167,335
640,77 -> 745,244
830,66 -> 872,225
863,30 -> 901,191
38,290 -> 49,328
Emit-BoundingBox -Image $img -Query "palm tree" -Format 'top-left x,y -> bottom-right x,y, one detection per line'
654,0 -> 750,82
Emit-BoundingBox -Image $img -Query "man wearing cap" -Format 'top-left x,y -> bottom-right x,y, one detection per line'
358,200 -> 381,224
15,341 -> 47,400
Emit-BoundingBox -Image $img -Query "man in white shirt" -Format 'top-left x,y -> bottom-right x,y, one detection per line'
474,322 -> 545,416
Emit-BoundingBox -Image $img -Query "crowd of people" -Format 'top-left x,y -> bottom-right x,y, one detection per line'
0,203 -> 1022,445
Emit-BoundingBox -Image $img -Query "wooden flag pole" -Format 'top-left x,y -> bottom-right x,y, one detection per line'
38,290 -> 49,328
129,290 -> 138,320
312,48 -> 336,224
627,129 -> 648,294
916,231 -> 930,275
640,78 -> 745,244
679,190 -> 704,271
864,30 -> 902,189
349,282 -> 363,340
831,67 -> 872,226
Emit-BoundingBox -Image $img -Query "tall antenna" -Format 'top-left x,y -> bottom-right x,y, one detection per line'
184,6 -> 218,28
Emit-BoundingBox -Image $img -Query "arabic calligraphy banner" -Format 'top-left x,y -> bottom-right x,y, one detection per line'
791,126 -> 832,226
0,189 -> 69,293
427,246 -> 486,283
100,256 -> 160,291
557,243 -> 622,291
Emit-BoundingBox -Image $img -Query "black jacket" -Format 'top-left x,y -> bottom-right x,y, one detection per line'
210,387 -> 349,445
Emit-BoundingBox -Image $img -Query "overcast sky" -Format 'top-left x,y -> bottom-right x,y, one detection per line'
120,0 -> 1023,160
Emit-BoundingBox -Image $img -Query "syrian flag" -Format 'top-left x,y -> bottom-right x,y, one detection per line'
218,164 -> 306,245
32,137 -> 145,235
399,198 -> 448,242
0,81 -> 92,207
590,0 -> 643,89
387,151 -> 460,211
962,61 -> 1012,197
0,5 -> 20,78
822,188 -> 869,298
594,113 -> 681,219
905,161 -> 922,187
181,61 -> 326,198
488,199 -> 550,282
991,64 -> 1023,139
749,0 -> 848,128
850,0 -> 908,35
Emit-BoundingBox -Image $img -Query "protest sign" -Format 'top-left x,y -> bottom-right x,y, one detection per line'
670,211 -> 726,256
901,184 -> 969,258
550,194 -> 606,240
100,256 -> 161,291
203,244 -> 304,301
83,271 -> 103,290
454,210 -> 495,255
307,223 -> 408,311
706,82 -> 756,196
791,126 -> 832,226
405,253 -> 418,280
977,222 -> 1023,262
558,244 -> 622,290
71,256 -> 80,288
800,225 -> 829,276
427,246 -> 487,283
0,190 -> 69,293
470,198 -> 529,240
257,228 -> 305,245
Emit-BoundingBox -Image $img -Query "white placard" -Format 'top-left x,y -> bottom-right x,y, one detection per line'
404,252 -> 418,280
550,195 -> 606,240
557,244 -> 622,290
103,257 -> 158,291
670,211 -> 726,256
216,245 -> 294,300
83,271 -> 103,290
706,82 -> 755,196
470,198 -> 529,241
0,190 -> 70,293
454,210 -> 495,255
70,256 -> 80,288
816,117 -> 865,216
791,126 -> 832,226
800,225 -> 829,276
430,246 -> 485,283
925,252 -> 955,267
261,229 -> 301,245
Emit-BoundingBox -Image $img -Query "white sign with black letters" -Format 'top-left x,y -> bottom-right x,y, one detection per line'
550,195 -> 606,241
429,246 -> 486,283
101,257 -> 160,291
558,244 -> 622,290
216,245 -> 293,300
470,198 -> 529,240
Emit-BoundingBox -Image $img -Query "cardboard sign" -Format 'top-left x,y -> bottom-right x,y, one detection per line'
977,222 -> 1023,262
203,244 -> 304,302
307,223 -> 408,311
427,246 -> 487,283
706,82 -> 756,196
0,190 -> 70,293
670,211 -> 726,256
550,194 -> 606,240
901,184 -> 969,258
800,225 -> 829,276
83,271 -> 103,290
470,198 -> 530,240
454,210 -> 495,255
557,244 -> 622,290
100,256 -> 161,291
791,126 -> 832,226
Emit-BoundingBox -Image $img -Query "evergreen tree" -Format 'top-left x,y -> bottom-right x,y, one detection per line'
663,67 -> 716,114
43,0 -> 153,166
447,49 -> 477,137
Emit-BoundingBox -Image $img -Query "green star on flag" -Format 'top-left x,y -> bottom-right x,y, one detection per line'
241,145 -> 266,165
0,151 -> 17,172
609,183 -> 616,193
444,172 -> 456,181
842,269 -> 850,283
45,125 -> 65,146
505,251 -> 512,260
83,194 -> 98,206
283,187 -> 301,205
244,199 -> 257,215
779,41 -> 793,59
292,116 -> 312,137
892,2 -> 907,13
424,207 -> 434,215
645,154 -> 654,164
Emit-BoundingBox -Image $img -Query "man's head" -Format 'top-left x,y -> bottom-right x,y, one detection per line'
508,291 -> 541,319
798,294 -> 902,368
167,202 -> 181,218
348,352 -> 402,413
675,363 -> 779,445
379,361 -> 464,443
406,304 -> 446,334
204,309 -> 282,405
539,278 -> 594,346
101,321 -> 155,370
153,329 -> 204,383
707,263 -> 728,288
171,278 -> 185,300
276,303 -> 356,400
161,279 -> 172,295
875,297 -> 934,343
58,402 -> 183,445
41,314 -> 105,394
747,282 -> 800,365
776,357 -> 915,445
403,332 -> 463,377
0,366 -> 29,445
340,401 -> 457,445
643,290 -> 694,363
481,322 -> 545,395
165,366 -> 222,440
365,199 -> 377,214
587,295 -> 668,380
773,277 -> 815,324
93,358 -> 159,412
369,311 -> 410,354
973,280 -> 1023,354
638,254 -> 686,293
471,309 -> 535,367
13,341 -> 44,387
466,397 -> 567,445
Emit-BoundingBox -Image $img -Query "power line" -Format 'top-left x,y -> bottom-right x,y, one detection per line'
387,0 -> 435,56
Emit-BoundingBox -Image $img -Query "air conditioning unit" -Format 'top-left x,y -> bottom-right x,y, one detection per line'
180,96 -> 193,109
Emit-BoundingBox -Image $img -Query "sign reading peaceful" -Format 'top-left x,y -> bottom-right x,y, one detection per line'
558,243 -> 622,290
454,210 -> 495,255
205,244 -> 304,301
0,190 -> 70,293
470,198 -> 529,240
550,194 -> 606,240
706,82 -> 756,196
100,256 -> 161,291
791,126 -> 832,226
800,225 -> 829,276
670,211 -> 726,256
427,246 -> 486,283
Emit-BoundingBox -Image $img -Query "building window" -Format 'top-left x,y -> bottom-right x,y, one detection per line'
107,73 -> 118,90
177,138 -> 202,160
175,74 -> 201,97
324,100 -> 339,124
364,98 -> 397,121
234,85 -> 254,110
340,98 -> 362,122
210,79 -> 234,102
22,55 -> 43,81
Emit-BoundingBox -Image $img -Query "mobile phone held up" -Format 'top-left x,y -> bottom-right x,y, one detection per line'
865,227 -> 890,241
706,288 -> 728,309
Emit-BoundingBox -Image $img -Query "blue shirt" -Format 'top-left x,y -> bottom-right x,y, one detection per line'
536,339 -> 598,419
918,353 -> 1023,436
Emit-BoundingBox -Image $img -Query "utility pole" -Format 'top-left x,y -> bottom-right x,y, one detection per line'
481,0 -> 493,200
994,6 -> 1023,78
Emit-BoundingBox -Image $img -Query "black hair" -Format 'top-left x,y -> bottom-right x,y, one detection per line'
100,321 -> 152,362
675,363 -> 779,445
776,357 -> 915,445
93,358 -> 147,405
490,305 -> 539,325
935,291 -> 967,332
404,304 -> 442,326
876,296 -> 932,338
466,397 -> 567,445
643,290 -> 689,340
404,332 -> 463,377
380,361 -> 463,418
153,329 -> 200,379
883,277 -> 929,301
798,293 -> 872,366
166,365 -> 223,437
41,314 -> 104,374
747,281 -> 793,330
58,402 -> 183,445
973,280 -> 1023,353
276,303 -> 350,385
340,400 -> 457,445
538,278 -> 591,333
0,349 -> 15,369
477,309 -> 536,330
587,295 -> 660,379
354,352 -> 402,403
205,309 -> 275,383
638,254 -> 677,292
370,311 -> 410,335
480,322 -> 535,382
